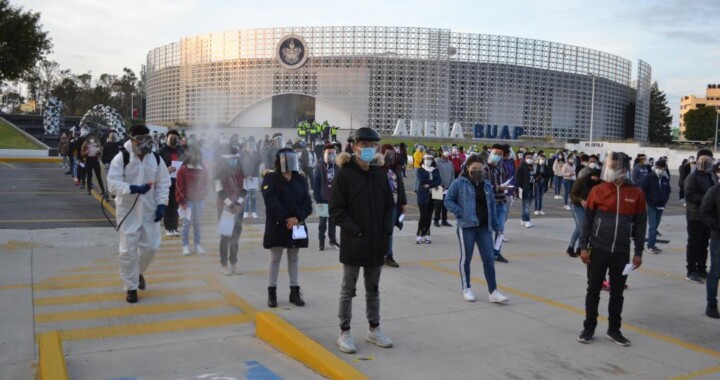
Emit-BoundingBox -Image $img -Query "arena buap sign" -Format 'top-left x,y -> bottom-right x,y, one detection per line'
393,119 -> 524,140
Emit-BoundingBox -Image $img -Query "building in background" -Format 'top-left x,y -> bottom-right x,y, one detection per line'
146,26 -> 652,142
679,84 -> 720,139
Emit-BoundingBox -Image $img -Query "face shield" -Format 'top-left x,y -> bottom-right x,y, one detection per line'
272,135 -> 284,148
442,145 -> 451,157
600,151 -> 631,182
278,151 -> 300,173
697,155 -> 714,172
223,154 -> 240,171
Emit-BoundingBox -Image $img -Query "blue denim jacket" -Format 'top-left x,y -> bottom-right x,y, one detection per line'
445,175 -> 499,232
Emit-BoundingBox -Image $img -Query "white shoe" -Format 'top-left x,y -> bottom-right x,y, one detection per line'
337,331 -> 357,353
424,236 -> 432,244
520,220 -> 525,226
243,212 -> 249,218
502,236 -> 509,242
489,290 -> 509,303
563,205 -> 571,210
463,288 -> 476,302
230,264 -> 241,274
220,265 -> 232,275
165,230 -> 173,237
554,195 -> 561,199
533,211 -> 540,215
182,246 -> 191,256
416,236 -> 423,244
683,202 -> 686,207
252,212 -> 258,219
539,211 -> 545,215
365,327 -> 393,348
524,221 -> 533,228
195,245 -> 206,255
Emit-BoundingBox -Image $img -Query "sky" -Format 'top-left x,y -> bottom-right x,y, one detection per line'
15,0 -> 720,129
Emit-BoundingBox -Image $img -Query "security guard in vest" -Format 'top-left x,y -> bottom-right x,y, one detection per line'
330,125 -> 338,142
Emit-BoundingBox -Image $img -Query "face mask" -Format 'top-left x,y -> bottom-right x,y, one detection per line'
359,147 -> 376,162
654,168 -> 665,177
557,155 -> 564,160
451,148 -> 458,154
539,159 -> 546,165
602,168 -> 626,182
525,159 -> 534,165
469,169 -> 484,182
589,162 -> 597,169
698,159 -> 713,172
89,139 -> 95,144
489,153 -> 501,164
80,129 -> 89,137
133,136 -> 153,155
324,152 -> 336,164
424,159 -> 433,167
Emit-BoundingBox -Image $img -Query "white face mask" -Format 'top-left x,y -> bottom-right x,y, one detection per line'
424,159 -> 433,167
654,168 -> 665,177
525,159 -> 534,165
539,159 -> 546,165
589,162 -> 597,169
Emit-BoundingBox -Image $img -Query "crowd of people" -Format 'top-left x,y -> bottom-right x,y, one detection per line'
57,124 -> 719,353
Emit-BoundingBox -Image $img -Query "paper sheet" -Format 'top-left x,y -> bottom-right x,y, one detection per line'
494,234 -> 504,251
398,213 -> 405,223
244,177 -> 259,190
431,186 -> 444,200
178,206 -> 192,221
500,177 -> 514,187
622,263 -> 634,276
218,209 -> 236,237
292,225 -> 307,240
170,160 -> 183,179
315,203 -> 329,217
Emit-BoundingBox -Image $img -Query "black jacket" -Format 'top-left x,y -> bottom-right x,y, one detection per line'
101,141 -> 122,164
261,171 -> 313,249
515,163 -> 533,199
330,152 -> 394,267
159,145 -> 185,167
700,184 -> 720,240
684,171 -> 717,221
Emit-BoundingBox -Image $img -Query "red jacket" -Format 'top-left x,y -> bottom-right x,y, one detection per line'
175,164 -> 209,205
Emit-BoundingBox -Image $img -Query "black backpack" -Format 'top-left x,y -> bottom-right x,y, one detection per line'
120,147 -> 160,168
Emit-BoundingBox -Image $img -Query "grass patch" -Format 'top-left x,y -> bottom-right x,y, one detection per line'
380,136 -> 560,154
0,119 -> 43,149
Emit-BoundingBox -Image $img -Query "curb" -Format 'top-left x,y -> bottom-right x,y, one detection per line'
255,312 -> 368,380
37,331 -> 69,380
0,157 -> 61,163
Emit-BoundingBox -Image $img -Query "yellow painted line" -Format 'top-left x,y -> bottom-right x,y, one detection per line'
202,275 -> 258,317
44,265 -> 216,283
53,313 -> 253,341
34,286 -> 215,306
256,312 -> 368,380
0,191 -> 90,194
420,262 -> 720,360
37,331 -> 68,380
32,275 -> 193,291
64,258 -> 216,273
667,366 -> 720,380
0,157 -> 62,163
35,299 -> 229,323
0,218 -> 108,223
0,283 -> 30,290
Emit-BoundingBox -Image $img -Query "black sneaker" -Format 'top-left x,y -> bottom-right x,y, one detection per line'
566,247 -> 578,258
685,272 -> 704,284
647,246 -> 661,254
138,274 -> 146,290
699,271 -> 709,280
494,254 -> 509,263
385,257 -> 399,268
606,330 -> 631,346
126,289 -> 138,303
434,221 -> 441,227
441,221 -> 453,227
707,304 -> 720,319
577,329 -> 594,344
319,240 -> 325,251
329,241 -> 341,249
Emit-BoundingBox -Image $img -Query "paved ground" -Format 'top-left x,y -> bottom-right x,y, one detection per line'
1,163 -> 717,380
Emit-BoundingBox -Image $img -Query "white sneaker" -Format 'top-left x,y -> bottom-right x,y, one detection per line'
365,327 -> 393,348
489,290 -> 509,303
243,212 -> 249,218
220,265 -> 232,275
337,331 -> 357,353
463,288 -> 476,302
539,211 -> 545,215
563,205 -> 571,210
533,211 -> 540,215
230,264 -> 241,274
165,230 -> 173,237
520,219 -> 525,226
502,236 -> 509,242
424,236 -> 432,244
252,212 -> 258,219
195,245 -> 206,255
182,246 -> 191,256
554,195 -> 561,199
524,221 -> 533,228
416,236 -> 423,244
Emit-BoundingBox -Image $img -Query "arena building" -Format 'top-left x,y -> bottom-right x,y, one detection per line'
145,26 -> 652,141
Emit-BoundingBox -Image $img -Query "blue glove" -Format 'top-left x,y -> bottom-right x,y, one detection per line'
130,184 -> 152,194
154,205 -> 166,222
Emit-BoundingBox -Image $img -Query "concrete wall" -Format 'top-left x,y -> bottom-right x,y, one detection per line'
232,98 -> 272,128
315,100 -> 354,129
565,141 -> 698,168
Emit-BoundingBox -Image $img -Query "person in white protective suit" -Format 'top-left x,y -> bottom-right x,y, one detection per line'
107,124 -> 171,303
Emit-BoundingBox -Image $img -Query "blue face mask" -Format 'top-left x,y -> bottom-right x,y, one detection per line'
359,147 -> 376,162
490,153 -> 502,164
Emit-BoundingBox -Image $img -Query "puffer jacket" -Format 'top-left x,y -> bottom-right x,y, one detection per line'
330,152 -> 394,267
445,175 -> 499,232
261,171 -> 313,249
684,170 -> 718,221
579,181 -> 647,256
700,184 -> 720,240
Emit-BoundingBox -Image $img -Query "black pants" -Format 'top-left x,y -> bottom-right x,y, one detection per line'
164,179 -> 179,231
584,247 -> 629,333
687,219 -> 710,274
219,212 -> 243,266
433,194 -> 448,223
417,201 -> 434,236
318,216 -> 337,242
85,157 -> 105,193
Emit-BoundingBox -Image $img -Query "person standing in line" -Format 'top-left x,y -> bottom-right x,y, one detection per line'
641,159 -> 671,255
398,143 -> 408,178
261,148 -> 313,308
699,178 -> 720,319
567,169 -> 602,258
533,154 -> 552,216
413,144 -> 426,192
552,154 -> 565,199
577,155 -> 600,180
684,150 -> 717,284
679,156 -> 694,205
215,154 -> 246,275
59,132 -> 70,171
330,127 -> 394,354
380,144 -> 406,268
434,148 -> 454,227
102,131 -> 122,172
515,152 -> 535,228
487,144 -> 510,263
81,134 -> 107,197
562,154 -> 577,210
159,130 -> 184,237
445,154 -> 509,304
632,154 -> 650,185
449,144 -> 464,178
416,154 -> 442,244
107,124 -> 171,303
578,151 -> 646,346
313,143 -> 341,251
240,141 -> 261,219
175,147 -> 209,256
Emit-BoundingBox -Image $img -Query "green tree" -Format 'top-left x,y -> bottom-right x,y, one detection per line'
0,0 -> 52,84
648,82 -> 673,144
683,106 -> 719,142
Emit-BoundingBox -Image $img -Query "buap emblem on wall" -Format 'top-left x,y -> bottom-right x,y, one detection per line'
277,35 -> 308,69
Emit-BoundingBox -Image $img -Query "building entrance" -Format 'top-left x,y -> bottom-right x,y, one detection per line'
271,94 -> 315,128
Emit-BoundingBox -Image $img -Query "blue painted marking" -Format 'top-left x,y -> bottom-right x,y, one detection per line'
245,360 -> 283,380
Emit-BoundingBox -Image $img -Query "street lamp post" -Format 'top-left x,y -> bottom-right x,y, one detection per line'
589,73 -> 596,143
130,94 -> 135,119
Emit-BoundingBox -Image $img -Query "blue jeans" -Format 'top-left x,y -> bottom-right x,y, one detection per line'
563,179 -> 574,205
386,207 -> 398,258
708,239 -> 720,306
494,202 -> 507,256
521,195 -> 532,222
570,204 -> 585,249
553,176 -> 563,195
182,200 -> 205,247
246,189 -> 257,213
458,226 -> 497,293
534,182 -> 546,211
646,206 -> 663,248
